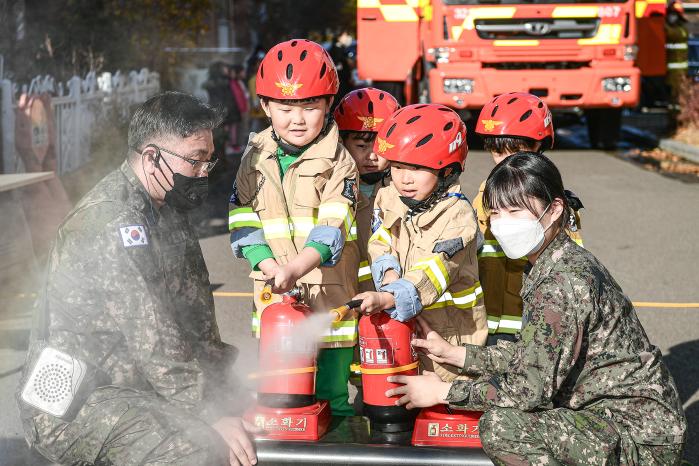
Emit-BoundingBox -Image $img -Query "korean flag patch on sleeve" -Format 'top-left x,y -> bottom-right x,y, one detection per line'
120,225 -> 148,247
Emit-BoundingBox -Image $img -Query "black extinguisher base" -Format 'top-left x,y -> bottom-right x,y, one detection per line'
364,403 -> 419,433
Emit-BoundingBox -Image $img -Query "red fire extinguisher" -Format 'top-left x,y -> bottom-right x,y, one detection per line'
257,288 -> 317,408
358,312 -> 419,432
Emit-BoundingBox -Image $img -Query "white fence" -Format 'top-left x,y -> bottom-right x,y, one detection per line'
1,68 -> 160,175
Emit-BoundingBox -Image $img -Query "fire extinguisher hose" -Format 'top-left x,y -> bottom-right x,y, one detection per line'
360,361 -> 419,375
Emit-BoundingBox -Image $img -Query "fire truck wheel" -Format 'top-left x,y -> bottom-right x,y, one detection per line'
585,108 -> 622,150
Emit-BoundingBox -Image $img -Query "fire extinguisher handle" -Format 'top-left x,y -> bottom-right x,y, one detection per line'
345,299 -> 364,310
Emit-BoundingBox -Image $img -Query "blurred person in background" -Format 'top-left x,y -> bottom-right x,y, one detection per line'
229,64 -> 251,157
204,62 -> 241,162
246,52 -> 267,134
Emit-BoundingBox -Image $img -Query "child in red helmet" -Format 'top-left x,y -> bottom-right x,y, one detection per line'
473,92 -> 583,344
353,103 -> 488,382
228,39 -> 360,416
334,88 -> 400,291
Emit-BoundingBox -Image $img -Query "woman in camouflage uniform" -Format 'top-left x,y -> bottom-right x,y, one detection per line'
387,153 -> 687,464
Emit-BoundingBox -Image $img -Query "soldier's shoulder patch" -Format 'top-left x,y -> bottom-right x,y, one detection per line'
342,178 -> 357,206
433,237 -> 464,258
120,225 -> 148,247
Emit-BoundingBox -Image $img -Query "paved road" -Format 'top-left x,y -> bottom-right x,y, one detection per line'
1,149 -> 697,464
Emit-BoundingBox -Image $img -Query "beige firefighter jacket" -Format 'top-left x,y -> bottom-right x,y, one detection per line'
369,183 -> 488,381
229,124 -> 360,348
355,180 -> 387,292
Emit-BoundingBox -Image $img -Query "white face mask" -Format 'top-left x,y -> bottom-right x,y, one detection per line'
490,204 -> 552,259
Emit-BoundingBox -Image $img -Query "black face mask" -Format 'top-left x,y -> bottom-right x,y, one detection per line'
360,171 -> 386,185
153,154 -> 209,211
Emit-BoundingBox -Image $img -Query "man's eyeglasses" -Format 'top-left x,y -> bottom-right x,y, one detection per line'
147,144 -> 219,173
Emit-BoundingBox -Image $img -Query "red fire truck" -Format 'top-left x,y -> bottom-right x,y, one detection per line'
357,0 -> 667,148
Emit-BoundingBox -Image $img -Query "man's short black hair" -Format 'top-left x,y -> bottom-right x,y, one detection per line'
482,136 -> 540,155
127,91 -> 224,158
339,130 -> 377,143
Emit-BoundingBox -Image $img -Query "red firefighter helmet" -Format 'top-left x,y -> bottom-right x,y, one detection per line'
374,103 -> 467,171
333,87 -> 400,133
475,92 -> 554,150
256,39 -> 339,100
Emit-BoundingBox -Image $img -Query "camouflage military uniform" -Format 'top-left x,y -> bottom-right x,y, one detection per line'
446,230 -> 686,465
16,160 -> 235,465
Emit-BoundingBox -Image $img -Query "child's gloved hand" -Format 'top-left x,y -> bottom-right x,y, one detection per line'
353,291 -> 395,316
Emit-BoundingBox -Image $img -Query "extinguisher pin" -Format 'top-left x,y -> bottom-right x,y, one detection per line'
260,284 -> 273,304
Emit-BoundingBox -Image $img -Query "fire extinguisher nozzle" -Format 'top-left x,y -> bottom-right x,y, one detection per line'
329,305 -> 349,322
329,299 -> 363,322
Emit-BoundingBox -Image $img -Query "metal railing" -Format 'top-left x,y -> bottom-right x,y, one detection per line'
1,68 -> 160,175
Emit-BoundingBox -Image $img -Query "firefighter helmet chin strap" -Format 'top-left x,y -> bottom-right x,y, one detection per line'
400,168 -> 462,216
271,112 -> 334,155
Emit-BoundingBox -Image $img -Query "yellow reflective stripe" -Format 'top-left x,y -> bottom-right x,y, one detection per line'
487,316 -> 501,333
261,218 -> 292,239
358,261 -> 372,282
253,311 -> 356,342
425,282 -> 483,310
573,238 -> 584,247
461,7 -> 517,32
667,62 -> 689,70
635,1 -> 647,18
552,6 -> 598,18
290,216 -> 316,237
498,314 -> 523,332
318,202 -> 356,239
479,241 -> 504,258
318,202 -> 350,220
412,256 -> 449,295
380,5 -> 419,22
320,319 -> 357,342
229,208 -> 262,230
252,310 -> 261,338
369,225 -> 392,246
494,40 -> 540,47
578,24 -> 621,46
361,361 -> 419,375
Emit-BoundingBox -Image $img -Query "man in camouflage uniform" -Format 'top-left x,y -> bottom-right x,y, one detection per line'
16,92 -> 259,466
389,229 -> 687,464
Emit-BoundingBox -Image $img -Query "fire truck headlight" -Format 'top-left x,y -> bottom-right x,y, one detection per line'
602,77 -> 632,93
443,79 -> 474,94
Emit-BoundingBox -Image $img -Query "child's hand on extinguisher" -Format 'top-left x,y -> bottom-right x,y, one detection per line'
353,291 -> 395,316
